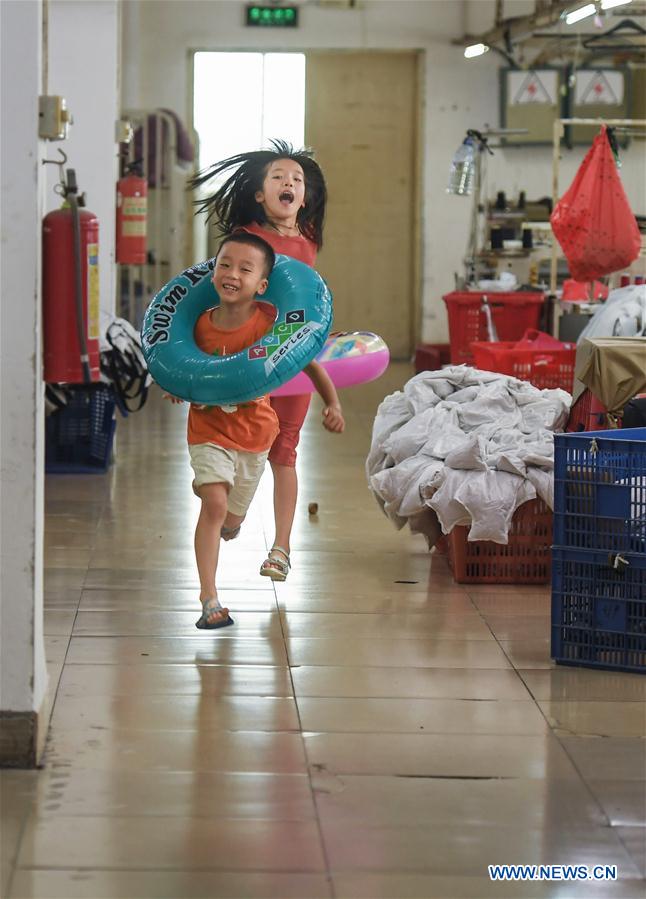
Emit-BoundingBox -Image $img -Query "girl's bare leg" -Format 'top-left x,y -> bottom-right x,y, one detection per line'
269,461 -> 297,554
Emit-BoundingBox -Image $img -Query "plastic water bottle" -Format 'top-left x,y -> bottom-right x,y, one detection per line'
447,137 -> 476,196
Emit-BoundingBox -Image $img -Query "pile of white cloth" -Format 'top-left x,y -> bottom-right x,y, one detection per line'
366,366 -> 570,545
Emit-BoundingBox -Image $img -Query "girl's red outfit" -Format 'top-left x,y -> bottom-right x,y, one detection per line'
240,221 -> 318,467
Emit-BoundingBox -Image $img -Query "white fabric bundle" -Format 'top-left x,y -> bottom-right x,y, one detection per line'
577,284 -> 646,342
366,366 -> 570,544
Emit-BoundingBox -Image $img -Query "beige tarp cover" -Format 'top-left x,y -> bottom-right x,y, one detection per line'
574,337 -> 646,412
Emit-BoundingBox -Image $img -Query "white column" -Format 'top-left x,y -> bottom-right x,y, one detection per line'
46,0 -> 120,326
0,0 -> 47,765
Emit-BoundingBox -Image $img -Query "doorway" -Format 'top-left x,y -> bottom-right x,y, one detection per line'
193,51 -> 306,259
306,51 -> 420,359
192,50 -> 420,356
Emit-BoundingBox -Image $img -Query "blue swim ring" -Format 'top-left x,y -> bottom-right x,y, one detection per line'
141,254 -> 332,405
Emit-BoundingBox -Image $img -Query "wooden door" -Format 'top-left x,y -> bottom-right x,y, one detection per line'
305,51 -> 420,358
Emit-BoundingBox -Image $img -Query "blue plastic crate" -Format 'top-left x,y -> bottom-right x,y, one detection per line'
553,428 -> 646,554
551,546 -> 646,673
45,386 -> 116,473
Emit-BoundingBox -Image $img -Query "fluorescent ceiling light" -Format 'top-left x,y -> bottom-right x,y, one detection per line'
464,43 -> 489,59
600,0 -> 632,9
565,3 -> 597,24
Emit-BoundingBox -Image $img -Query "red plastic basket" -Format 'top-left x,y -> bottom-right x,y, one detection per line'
443,291 -> 545,365
566,389 -> 611,432
446,498 -> 553,584
470,341 -> 576,391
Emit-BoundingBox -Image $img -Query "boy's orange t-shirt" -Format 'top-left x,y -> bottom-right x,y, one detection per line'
187,304 -> 279,452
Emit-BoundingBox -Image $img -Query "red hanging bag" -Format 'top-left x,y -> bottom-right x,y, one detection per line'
550,126 -> 641,282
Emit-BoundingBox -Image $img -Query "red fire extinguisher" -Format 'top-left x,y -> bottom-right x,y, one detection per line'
116,161 -> 147,265
43,169 -> 101,383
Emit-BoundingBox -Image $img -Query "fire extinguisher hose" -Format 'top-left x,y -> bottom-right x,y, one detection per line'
68,190 -> 92,384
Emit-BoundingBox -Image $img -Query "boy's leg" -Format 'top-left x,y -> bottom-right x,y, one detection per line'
221,510 -> 245,541
194,482 -> 229,624
225,449 -> 269,537
194,480 -> 242,541
189,443 -> 237,627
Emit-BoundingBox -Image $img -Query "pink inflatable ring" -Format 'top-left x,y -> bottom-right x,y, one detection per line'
272,331 -> 389,397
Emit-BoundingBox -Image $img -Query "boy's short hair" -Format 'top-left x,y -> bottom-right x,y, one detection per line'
218,232 -> 275,279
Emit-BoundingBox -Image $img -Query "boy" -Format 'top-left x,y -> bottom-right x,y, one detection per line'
169,231 -> 342,629
181,232 -> 278,628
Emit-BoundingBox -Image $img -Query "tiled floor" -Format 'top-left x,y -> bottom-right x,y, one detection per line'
2,365 -> 645,898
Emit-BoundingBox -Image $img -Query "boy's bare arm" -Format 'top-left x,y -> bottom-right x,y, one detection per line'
163,392 -> 184,404
303,361 -> 345,433
163,393 -> 208,410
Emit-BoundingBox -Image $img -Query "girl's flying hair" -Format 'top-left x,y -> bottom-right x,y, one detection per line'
190,139 -> 327,249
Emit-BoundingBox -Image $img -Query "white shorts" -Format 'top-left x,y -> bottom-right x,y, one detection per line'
189,443 -> 269,517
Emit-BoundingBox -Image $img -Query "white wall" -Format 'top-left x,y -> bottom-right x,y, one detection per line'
0,0 -> 47,717
46,0 -> 120,324
465,0 -> 536,33
121,0 -> 464,113
121,0 -> 646,343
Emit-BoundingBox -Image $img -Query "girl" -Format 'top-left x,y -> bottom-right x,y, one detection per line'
191,140 -> 345,581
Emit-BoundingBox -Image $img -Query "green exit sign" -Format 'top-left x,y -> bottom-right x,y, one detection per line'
246,5 -> 299,27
